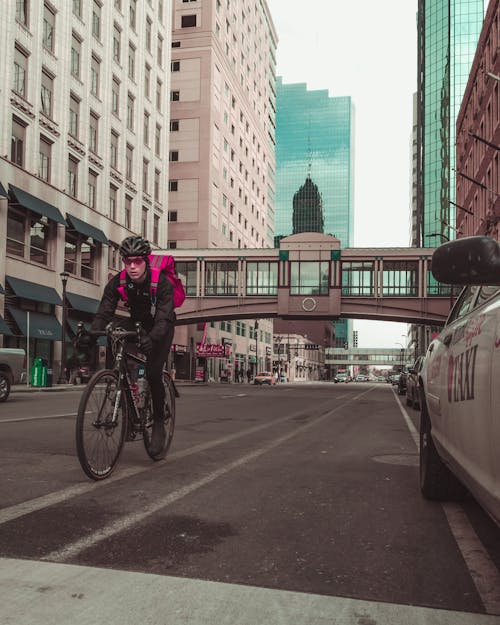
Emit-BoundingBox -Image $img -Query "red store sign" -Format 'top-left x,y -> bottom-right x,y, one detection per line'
196,343 -> 231,358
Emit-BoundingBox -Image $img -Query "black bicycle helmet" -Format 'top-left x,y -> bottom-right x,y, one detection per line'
119,235 -> 151,258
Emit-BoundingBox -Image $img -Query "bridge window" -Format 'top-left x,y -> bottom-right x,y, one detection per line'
205,261 -> 238,296
246,261 -> 278,295
175,261 -> 196,296
290,261 -> 329,295
382,261 -> 417,296
427,272 -> 454,296
341,261 -> 374,296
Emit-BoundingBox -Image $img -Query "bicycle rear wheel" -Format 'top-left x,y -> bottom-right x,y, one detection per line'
76,369 -> 127,480
143,373 -> 176,461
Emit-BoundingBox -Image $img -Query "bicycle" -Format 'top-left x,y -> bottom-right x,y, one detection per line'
75,322 -> 178,481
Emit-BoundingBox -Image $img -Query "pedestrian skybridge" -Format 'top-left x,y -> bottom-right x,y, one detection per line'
165,233 -> 454,326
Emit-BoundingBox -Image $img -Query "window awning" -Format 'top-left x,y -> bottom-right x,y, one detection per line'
6,276 -> 62,305
66,214 -> 109,245
0,283 -> 4,294
0,182 -> 7,198
66,292 -> 100,314
0,315 -> 13,336
8,307 -> 62,341
10,184 -> 66,225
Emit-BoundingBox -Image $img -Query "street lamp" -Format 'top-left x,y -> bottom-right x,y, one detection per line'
58,271 -> 70,384
254,320 -> 259,374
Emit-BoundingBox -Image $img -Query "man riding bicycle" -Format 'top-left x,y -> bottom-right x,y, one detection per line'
75,235 -> 175,456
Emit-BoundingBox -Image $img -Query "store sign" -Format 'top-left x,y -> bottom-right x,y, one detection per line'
196,343 -> 231,357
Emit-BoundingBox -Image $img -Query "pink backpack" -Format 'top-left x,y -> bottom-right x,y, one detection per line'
118,254 -> 186,308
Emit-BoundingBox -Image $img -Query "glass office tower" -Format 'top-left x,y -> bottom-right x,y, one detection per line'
416,0 -> 483,247
275,78 -> 355,346
275,78 -> 354,247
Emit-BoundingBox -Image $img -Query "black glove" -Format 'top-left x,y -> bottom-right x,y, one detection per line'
74,331 -> 96,352
138,334 -> 153,356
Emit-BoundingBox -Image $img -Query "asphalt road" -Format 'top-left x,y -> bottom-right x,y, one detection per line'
0,382 -> 499,625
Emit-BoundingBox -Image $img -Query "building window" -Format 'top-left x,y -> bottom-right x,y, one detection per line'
92,1 -> 101,39
172,41 -> 180,48
127,93 -> 134,129
171,60 -> 180,72
155,124 -> 161,156
7,208 -> 53,266
40,69 -> 54,118
68,156 -> 79,197
153,214 -> 159,245
141,206 -> 148,237
10,117 -> 26,167
154,169 -> 160,201
88,170 -> 98,209
146,18 -> 152,52
157,35 -> 163,66
167,241 -> 177,249
124,195 -> 132,228
69,93 -> 79,137
169,150 -> 178,162
72,0 -> 82,18
89,111 -> 99,154
144,64 -> 151,98
71,34 -> 81,78
109,185 -> 117,220
16,0 -> 29,25
43,3 -> 55,52
170,90 -> 180,101
158,0 -> 164,21
65,232 -> 99,281
156,79 -> 162,111
143,111 -> 150,145
170,119 -> 179,131
169,180 -> 178,191
110,130 -> 119,168
126,144 -> 133,180
38,136 -> 51,182
128,43 -> 136,80
113,24 -> 121,63
13,46 -> 28,97
91,56 -> 100,97
168,211 -> 178,222
142,159 -> 149,193
181,15 -> 197,27
112,76 -> 120,115
129,0 -> 137,29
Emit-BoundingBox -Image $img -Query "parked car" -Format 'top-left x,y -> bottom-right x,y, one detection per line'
0,348 -> 26,402
254,371 -> 276,385
397,370 -> 408,395
406,356 -> 425,409
388,373 -> 400,385
419,235 -> 500,525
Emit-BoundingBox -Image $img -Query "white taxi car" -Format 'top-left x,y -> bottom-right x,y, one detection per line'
419,236 -> 500,526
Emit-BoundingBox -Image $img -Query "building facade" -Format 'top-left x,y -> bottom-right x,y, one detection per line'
167,0 -> 278,380
415,0 -> 484,247
0,0 -> 172,378
456,0 -> 500,238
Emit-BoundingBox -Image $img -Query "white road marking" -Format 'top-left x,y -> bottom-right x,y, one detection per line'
43,389 -> 375,562
393,389 -> 500,615
0,413 -> 78,424
4,557 -> 500,625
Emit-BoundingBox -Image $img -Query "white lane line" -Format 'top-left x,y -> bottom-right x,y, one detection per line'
393,389 -> 500,616
0,413 -> 78,424
43,390 -> 375,562
0,395 -> 346,526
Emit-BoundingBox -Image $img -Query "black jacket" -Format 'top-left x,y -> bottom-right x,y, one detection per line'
91,267 -> 175,342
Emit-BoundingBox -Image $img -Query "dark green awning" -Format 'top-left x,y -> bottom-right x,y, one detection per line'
0,182 -> 7,198
0,283 -> 4,294
10,185 -> 66,225
66,214 -> 109,245
9,307 -> 62,341
66,292 -> 99,314
6,276 -> 62,305
0,315 -> 13,336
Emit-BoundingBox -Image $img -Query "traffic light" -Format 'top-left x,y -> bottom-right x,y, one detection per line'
353,331 -> 358,348
344,341 -> 348,350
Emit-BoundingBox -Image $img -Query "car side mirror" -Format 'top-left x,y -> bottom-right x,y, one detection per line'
431,236 -> 500,285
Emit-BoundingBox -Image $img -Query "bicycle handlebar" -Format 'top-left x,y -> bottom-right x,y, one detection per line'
76,321 -> 143,341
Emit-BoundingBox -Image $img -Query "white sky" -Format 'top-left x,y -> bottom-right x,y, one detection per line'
266,0 -> 419,348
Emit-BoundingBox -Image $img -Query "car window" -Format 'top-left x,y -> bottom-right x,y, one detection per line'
475,285 -> 500,308
447,286 -> 478,324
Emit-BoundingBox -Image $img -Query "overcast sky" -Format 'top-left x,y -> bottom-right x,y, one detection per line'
266,0 -> 418,348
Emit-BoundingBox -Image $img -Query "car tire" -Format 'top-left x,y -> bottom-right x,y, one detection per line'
419,390 -> 466,501
0,372 -> 11,402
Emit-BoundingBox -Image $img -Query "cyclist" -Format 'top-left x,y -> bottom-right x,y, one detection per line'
75,235 -> 176,455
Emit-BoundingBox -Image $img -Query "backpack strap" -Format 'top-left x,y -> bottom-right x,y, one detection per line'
149,266 -> 161,306
117,268 -> 128,301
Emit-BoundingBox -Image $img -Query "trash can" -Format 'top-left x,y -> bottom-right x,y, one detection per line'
45,367 -> 53,387
31,358 -> 43,387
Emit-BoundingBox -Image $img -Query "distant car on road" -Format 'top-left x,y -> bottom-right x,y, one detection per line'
254,372 -> 276,386
334,372 -> 350,383
419,235 -> 500,526
406,356 -> 425,409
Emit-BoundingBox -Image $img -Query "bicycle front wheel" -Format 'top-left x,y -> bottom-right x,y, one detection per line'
76,369 -> 127,480
143,373 -> 176,461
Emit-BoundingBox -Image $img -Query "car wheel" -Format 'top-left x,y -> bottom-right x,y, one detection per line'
0,372 -> 11,402
419,390 -> 466,501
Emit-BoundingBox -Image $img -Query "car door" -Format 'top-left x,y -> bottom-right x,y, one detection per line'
433,285 -> 498,492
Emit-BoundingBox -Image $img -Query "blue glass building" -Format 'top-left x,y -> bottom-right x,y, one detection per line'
275,78 -> 355,345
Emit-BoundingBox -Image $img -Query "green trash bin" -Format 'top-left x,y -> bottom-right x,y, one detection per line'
31,358 -> 43,387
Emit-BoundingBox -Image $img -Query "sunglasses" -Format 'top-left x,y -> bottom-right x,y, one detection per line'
123,257 -> 146,266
